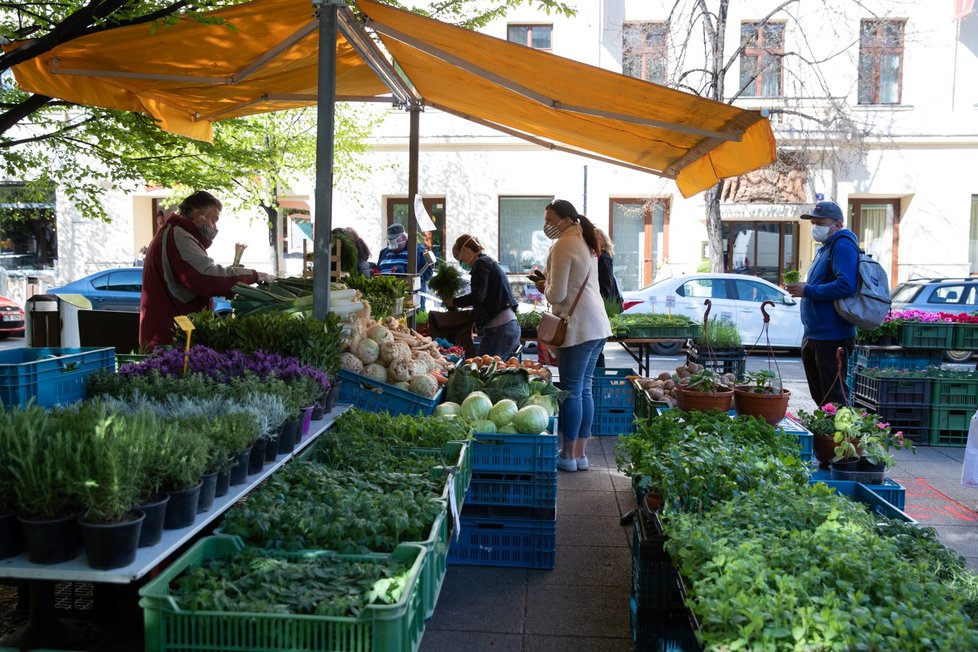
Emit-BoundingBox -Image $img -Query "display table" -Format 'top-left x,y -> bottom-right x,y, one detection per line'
0,408 -> 348,649
611,337 -> 688,377
0,408 -> 345,583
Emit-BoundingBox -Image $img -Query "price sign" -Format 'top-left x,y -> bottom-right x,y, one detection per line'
720,311 -> 733,322
648,296 -> 657,308
665,295 -> 676,315
174,315 -> 195,376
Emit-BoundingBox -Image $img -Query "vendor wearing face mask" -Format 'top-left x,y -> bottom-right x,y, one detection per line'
786,200 -> 859,406
445,234 -> 520,357
140,190 -> 271,350
377,223 -> 433,308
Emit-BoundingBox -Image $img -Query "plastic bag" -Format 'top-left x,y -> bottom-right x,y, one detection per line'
960,409 -> 978,487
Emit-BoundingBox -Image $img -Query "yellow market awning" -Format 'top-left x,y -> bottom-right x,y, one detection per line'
9,0 -> 776,196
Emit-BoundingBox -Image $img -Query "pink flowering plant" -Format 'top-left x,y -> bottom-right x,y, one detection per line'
794,403 -> 915,468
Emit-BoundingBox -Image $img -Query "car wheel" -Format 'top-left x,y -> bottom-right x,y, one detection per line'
651,342 -> 684,356
944,350 -> 973,363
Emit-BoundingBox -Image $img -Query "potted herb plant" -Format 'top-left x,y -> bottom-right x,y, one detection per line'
7,406 -> 87,564
734,369 -> 791,426
673,365 -> 736,412
75,408 -> 150,570
517,310 -> 542,338
793,404 -> 839,469
0,415 -> 22,560
157,427 -> 210,530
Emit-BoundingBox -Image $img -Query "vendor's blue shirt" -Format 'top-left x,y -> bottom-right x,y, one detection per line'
801,230 -> 859,341
377,244 -> 432,284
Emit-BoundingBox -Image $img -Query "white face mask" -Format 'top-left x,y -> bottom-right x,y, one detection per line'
812,225 -> 832,243
543,222 -> 561,240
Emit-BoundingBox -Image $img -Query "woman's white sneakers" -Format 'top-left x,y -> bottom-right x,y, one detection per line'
557,455 -> 589,472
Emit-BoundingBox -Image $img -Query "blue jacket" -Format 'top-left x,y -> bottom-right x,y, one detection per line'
376,244 -> 433,285
801,229 -> 859,341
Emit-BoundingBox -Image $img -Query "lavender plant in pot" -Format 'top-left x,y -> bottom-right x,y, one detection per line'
75,408 -> 150,570
7,406 -> 87,564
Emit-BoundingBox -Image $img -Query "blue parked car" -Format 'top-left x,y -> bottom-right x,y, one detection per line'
49,267 -> 232,314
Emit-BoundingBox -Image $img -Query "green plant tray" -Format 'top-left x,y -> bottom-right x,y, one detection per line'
626,326 -> 689,339
952,324 -> 978,350
139,536 -> 427,652
899,322 -> 953,349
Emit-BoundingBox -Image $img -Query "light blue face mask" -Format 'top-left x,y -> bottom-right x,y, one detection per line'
459,262 -> 471,272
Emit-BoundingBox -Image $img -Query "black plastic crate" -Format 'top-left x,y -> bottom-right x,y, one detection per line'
854,372 -> 931,407
687,347 -> 746,381
630,596 -> 702,652
854,399 -> 931,445
632,509 -> 683,608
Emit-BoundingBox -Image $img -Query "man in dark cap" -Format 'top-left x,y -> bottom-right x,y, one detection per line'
786,200 -> 860,406
376,223 -> 433,307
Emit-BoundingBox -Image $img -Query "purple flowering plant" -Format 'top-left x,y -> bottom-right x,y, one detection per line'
120,346 -> 330,398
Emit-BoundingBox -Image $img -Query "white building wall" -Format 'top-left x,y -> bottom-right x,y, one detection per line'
26,0 -> 978,296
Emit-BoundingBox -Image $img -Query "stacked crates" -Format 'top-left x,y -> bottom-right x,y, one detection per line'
448,419 -> 558,569
853,372 -> 932,444
630,507 -> 701,651
592,368 -> 636,436
849,345 -> 942,394
929,373 -> 978,446
686,346 -> 746,381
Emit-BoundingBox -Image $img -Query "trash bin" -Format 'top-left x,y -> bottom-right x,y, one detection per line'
25,294 -> 61,347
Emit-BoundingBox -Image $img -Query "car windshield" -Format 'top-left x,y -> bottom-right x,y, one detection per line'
891,283 -> 923,303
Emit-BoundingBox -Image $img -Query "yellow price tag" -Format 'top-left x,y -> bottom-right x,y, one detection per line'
174,316 -> 195,376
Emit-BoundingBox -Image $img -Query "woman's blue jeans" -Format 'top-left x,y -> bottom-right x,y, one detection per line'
557,338 -> 606,442
476,319 -> 521,358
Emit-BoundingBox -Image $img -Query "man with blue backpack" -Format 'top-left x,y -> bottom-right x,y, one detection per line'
786,200 -> 861,406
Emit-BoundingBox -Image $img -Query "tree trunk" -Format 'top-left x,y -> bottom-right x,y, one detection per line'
261,204 -> 280,276
705,182 -> 725,273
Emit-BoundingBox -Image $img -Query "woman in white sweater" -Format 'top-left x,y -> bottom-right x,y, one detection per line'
534,199 -> 612,472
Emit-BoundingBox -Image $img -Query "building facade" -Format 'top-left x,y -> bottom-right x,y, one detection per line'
322,0 -> 978,301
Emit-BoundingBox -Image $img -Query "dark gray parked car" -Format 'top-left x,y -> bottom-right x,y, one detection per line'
890,277 -> 978,362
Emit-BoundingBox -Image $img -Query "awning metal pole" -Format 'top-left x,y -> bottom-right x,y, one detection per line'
312,0 -> 345,320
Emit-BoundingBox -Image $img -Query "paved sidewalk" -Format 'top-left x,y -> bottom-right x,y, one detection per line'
421,349 -> 978,650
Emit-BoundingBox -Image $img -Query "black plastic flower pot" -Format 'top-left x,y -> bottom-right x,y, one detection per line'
163,481 -> 202,530
196,471 -> 218,514
263,435 -> 280,462
248,439 -> 268,475
0,511 -> 23,560
214,470 -> 231,498
18,513 -> 81,564
229,448 -> 251,486
80,509 -> 145,570
136,494 -> 169,548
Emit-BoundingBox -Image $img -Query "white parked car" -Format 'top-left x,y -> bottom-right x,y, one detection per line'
621,273 -> 803,354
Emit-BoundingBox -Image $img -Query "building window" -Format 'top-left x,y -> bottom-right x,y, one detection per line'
498,196 -> 552,275
0,182 -> 58,270
970,196 -> 978,274
739,22 -> 784,97
387,197 -> 446,261
622,22 -> 669,84
611,198 -> 669,291
507,24 -> 552,49
858,19 -> 905,105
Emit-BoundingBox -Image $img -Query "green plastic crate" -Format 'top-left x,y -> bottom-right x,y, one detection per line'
931,376 -> 978,409
952,324 -> 978,350
632,379 -> 669,421
930,406 -> 975,447
899,322 -> 953,349
139,536 -> 427,652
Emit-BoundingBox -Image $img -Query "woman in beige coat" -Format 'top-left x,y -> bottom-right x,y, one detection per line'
534,199 -> 612,472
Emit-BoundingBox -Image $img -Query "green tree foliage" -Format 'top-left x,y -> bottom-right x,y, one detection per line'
0,0 -> 575,237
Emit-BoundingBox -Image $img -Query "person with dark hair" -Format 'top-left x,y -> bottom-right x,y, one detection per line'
140,190 -> 270,350
594,228 -> 623,367
533,199 -> 612,472
446,233 -> 520,357
333,227 -> 375,276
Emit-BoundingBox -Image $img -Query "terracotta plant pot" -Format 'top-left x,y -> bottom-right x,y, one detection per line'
733,387 -> 791,426
812,434 -> 836,469
675,386 -> 734,413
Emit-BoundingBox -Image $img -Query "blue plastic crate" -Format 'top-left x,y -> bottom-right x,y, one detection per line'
469,431 -> 557,474
592,368 -> 634,410
810,469 -> 908,512
337,368 -> 443,416
775,417 -> 813,460
0,347 -> 115,409
851,346 -> 942,371
448,514 -> 556,569
593,407 -> 635,436
466,470 -> 557,509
